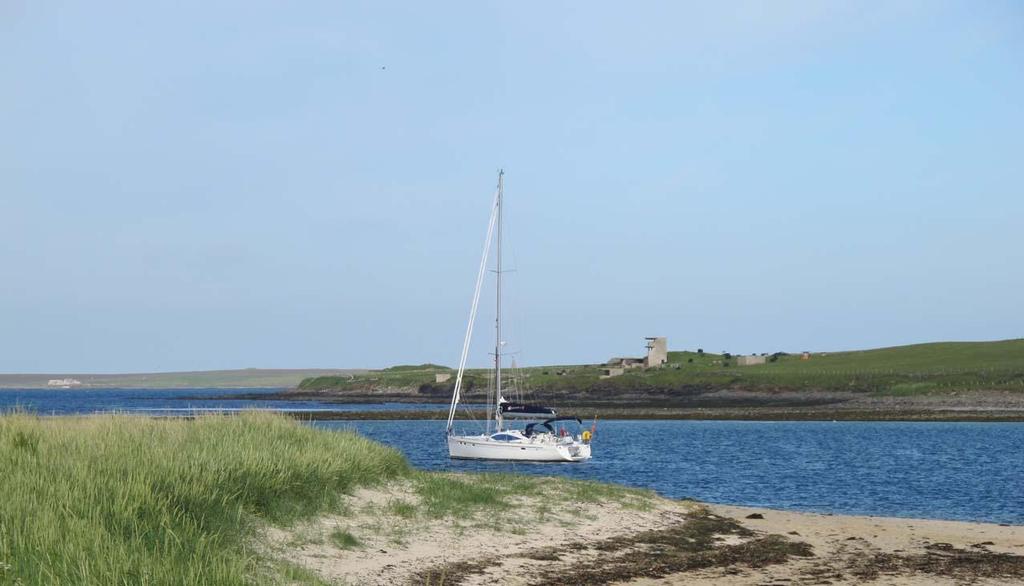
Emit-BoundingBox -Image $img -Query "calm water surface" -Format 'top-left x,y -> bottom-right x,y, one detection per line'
318,419 -> 1024,525
0,388 -> 452,415
3,389 -> 1020,524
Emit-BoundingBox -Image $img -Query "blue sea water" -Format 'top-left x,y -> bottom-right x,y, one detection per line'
318,419 -> 1024,525
2,388 -> 1021,524
0,387 -> 452,415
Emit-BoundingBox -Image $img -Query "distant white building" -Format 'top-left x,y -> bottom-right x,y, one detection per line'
47,378 -> 82,387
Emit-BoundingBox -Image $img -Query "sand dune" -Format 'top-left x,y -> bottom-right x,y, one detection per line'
266,480 -> 1024,585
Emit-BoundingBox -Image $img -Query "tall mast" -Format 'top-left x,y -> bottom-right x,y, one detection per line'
494,169 -> 504,431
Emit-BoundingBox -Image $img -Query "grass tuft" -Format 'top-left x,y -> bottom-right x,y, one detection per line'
414,474 -> 508,518
329,529 -> 362,550
387,499 -> 418,519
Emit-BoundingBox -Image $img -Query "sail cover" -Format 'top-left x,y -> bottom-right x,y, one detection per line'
498,402 -> 557,418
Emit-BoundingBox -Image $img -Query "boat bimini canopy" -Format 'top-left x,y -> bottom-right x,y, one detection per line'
524,417 -> 583,437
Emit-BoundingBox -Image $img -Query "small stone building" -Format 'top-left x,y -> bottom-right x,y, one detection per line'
606,337 -> 669,370
600,367 -> 625,379
605,357 -> 646,369
737,355 -> 766,366
645,337 -> 668,367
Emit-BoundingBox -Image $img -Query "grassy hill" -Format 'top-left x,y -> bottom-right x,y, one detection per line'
297,339 -> 1024,398
298,364 -> 456,393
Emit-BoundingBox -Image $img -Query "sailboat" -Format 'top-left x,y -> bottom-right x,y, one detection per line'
445,171 -> 592,462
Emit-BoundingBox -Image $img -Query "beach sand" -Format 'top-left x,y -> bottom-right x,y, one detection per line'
267,480 -> 1024,585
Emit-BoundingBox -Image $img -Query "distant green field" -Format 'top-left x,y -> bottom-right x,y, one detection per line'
299,339 -> 1024,396
650,340 -> 1024,395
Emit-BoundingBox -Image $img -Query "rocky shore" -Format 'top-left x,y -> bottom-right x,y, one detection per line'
244,389 -> 1024,421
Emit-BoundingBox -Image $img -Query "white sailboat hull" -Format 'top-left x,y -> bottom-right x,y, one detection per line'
448,434 -> 591,462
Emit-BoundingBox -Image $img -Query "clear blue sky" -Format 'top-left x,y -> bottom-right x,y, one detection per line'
2,2 -> 1022,372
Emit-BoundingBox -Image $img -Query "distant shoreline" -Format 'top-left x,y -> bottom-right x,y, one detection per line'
0,368 -> 366,390
4,385 -> 1024,421
256,387 -> 1024,422
280,407 -> 1024,422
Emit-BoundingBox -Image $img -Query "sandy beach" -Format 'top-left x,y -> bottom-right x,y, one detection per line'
266,477 -> 1024,585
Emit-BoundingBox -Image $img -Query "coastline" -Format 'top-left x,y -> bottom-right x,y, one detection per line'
279,407 -> 1024,422
273,477 -> 1024,585
248,388 -> 1024,422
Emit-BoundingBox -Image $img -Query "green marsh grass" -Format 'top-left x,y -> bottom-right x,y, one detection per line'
0,412 -> 407,585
